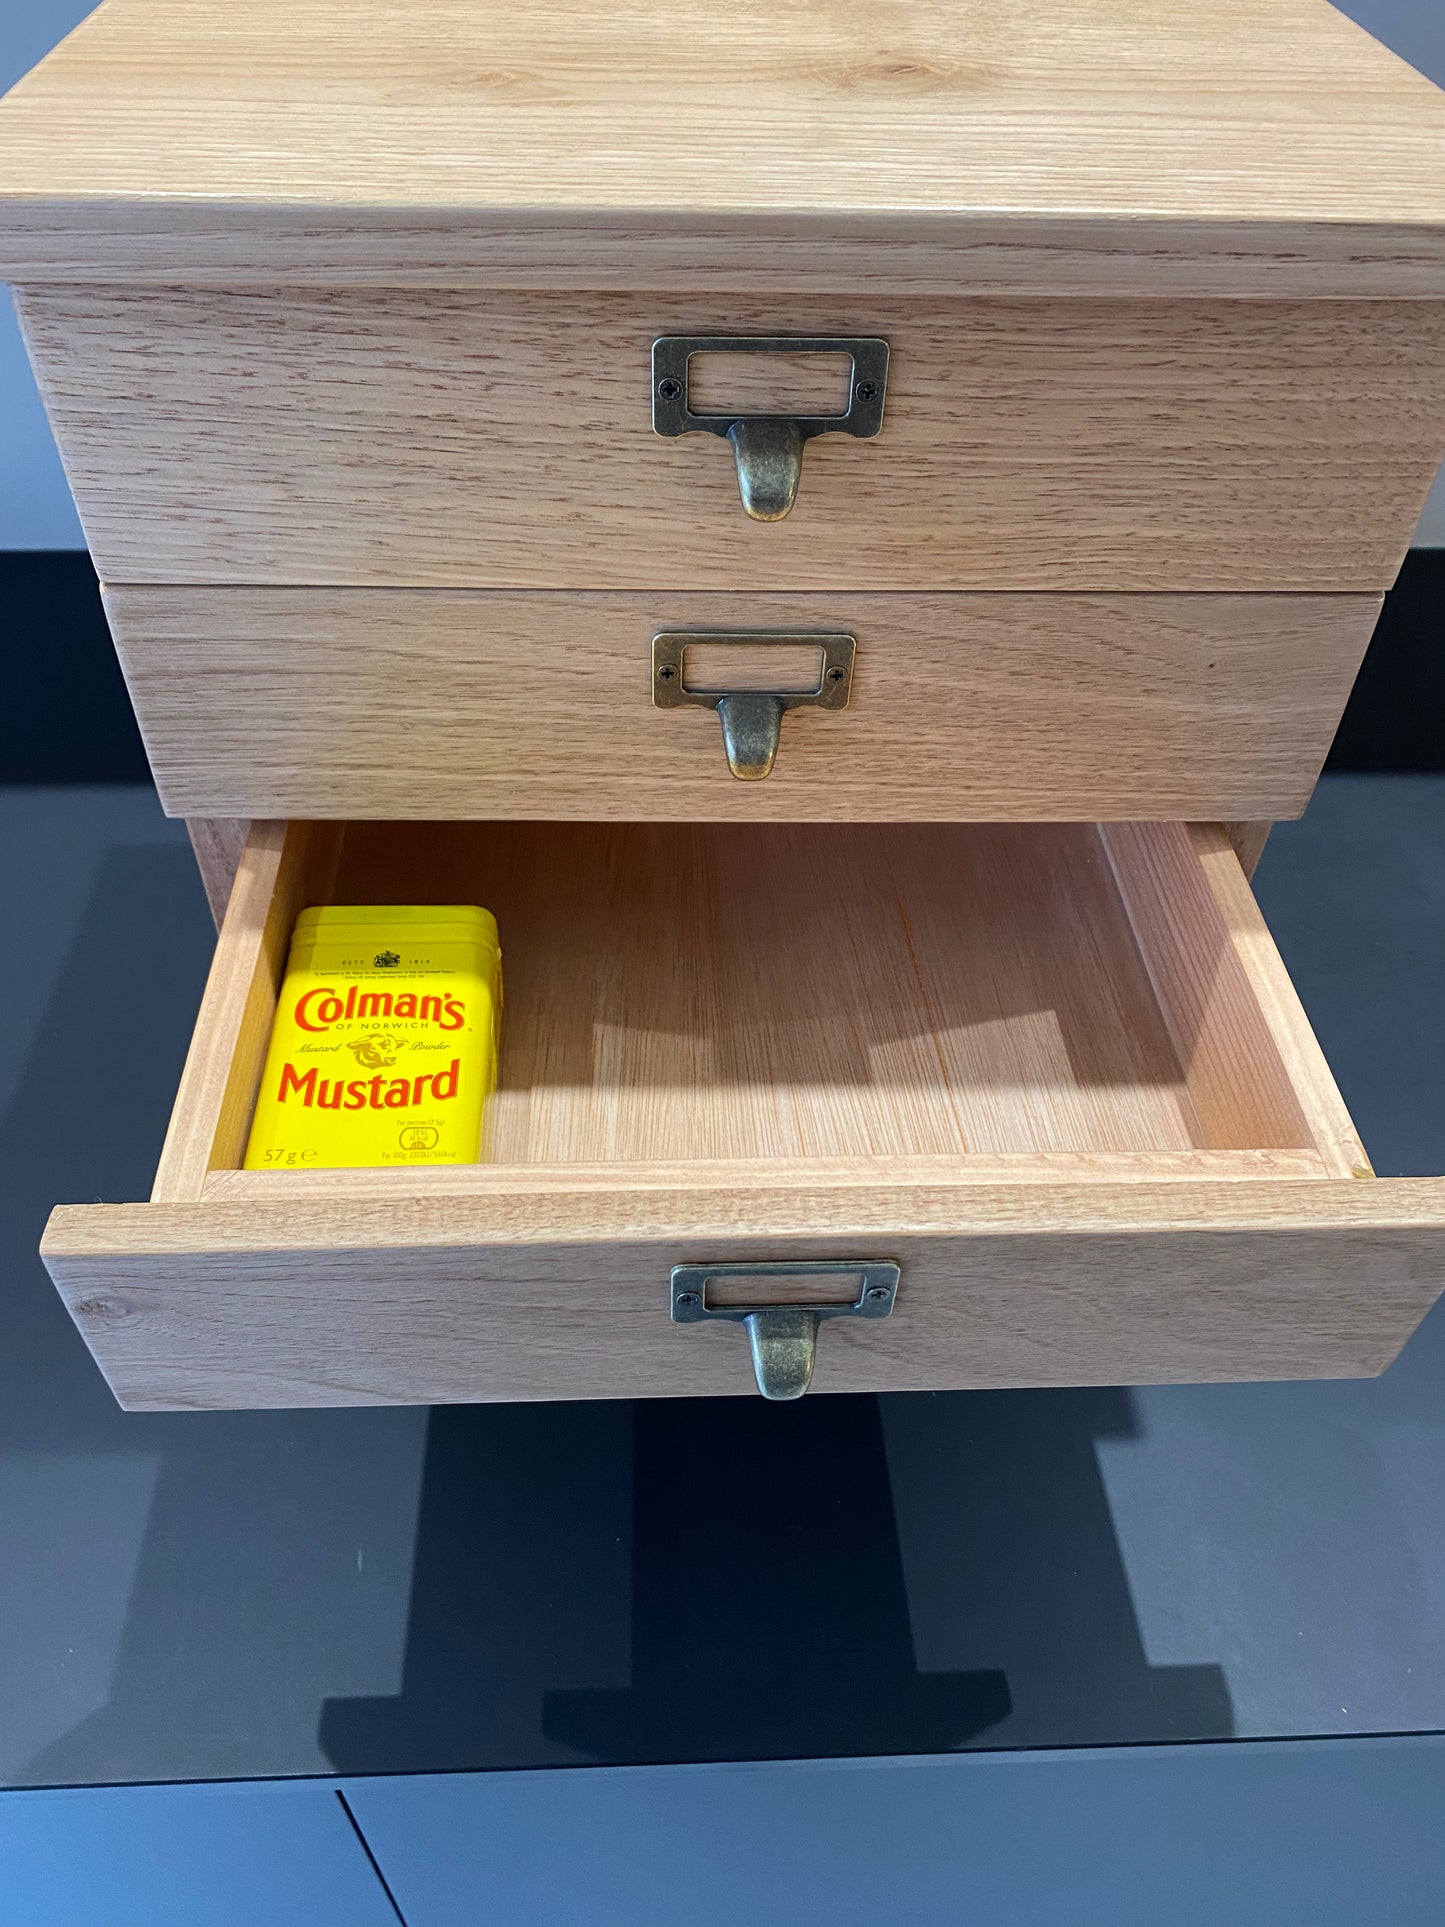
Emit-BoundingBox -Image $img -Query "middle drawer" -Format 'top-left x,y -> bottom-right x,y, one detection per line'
105,586 -> 1378,823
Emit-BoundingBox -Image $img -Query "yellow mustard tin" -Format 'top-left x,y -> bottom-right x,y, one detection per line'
243,905 -> 501,1171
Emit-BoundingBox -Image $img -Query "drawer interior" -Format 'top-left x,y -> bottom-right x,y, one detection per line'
154,818 -> 1368,1206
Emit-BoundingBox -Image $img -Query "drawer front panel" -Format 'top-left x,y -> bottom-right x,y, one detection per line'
40,1188 -> 1445,1410
22,289 -> 1445,590
106,587 -> 1380,822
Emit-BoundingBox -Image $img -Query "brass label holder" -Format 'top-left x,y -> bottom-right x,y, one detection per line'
651,334 -> 889,521
651,630 -> 856,781
670,1261 -> 900,1401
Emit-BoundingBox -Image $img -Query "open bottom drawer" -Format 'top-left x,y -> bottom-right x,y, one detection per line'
42,819 -> 1445,1409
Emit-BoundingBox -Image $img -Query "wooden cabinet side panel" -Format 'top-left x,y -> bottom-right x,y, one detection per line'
1223,821 -> 1272,879
186,818 -> 251,927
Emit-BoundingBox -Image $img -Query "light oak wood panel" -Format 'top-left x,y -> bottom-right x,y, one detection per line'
1102,823 -> 1367,1174
10,210 -> 1445,299
24,291 -> 1445,591
343,820 -> 1211,1165
202,1150 -> 1335,1204
40,1180 -> 1445,1409
104,589 -> 1381,823
152,823 -> 342,1202
3,0 -> 1445,293
688,351 -> 854,415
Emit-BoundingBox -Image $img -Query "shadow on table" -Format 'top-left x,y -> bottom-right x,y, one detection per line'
321,1388 -> 1232,1771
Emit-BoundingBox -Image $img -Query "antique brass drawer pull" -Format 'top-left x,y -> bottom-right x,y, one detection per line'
670,1261 -> 900,1400
651,630 -> 856,780
651,334 -> 889,520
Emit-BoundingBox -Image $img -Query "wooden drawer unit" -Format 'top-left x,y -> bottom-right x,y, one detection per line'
105,587 -> 1382,823
39,818 -> 1445,1408
8,0 -> 1445,1407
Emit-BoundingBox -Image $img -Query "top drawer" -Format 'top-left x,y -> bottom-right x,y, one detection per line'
18,290 -> 1445,591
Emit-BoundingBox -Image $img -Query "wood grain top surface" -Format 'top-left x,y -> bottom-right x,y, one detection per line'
2,0 -> 1444,288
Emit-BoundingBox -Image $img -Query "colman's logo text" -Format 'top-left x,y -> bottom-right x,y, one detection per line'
295,985 -> 466,1031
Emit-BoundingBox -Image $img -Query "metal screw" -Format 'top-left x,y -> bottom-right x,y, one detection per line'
658,663 -> 677,680
656,376 -> 684,401
676,1290 -> 702,1309
827,666 -> 846,683
855,379 -> 881,402
865,1285 -> 891,1303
